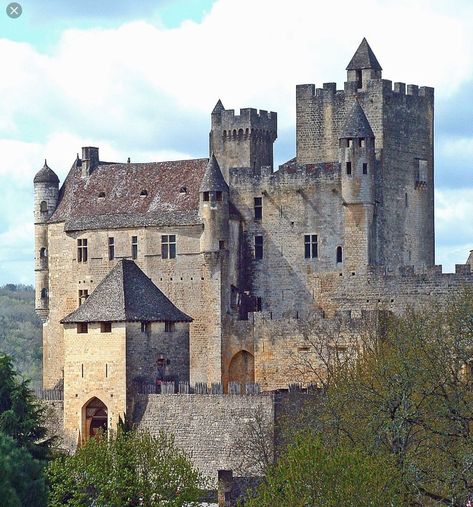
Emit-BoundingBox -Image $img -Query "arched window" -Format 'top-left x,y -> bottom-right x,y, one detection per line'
40,288 -> 48,299
228,350 -> 255,385
336,246 -> 343,264
40,201 -> 48,213
40,247 -> 47,258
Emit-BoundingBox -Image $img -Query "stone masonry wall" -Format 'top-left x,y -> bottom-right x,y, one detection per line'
133,393 -> 275,482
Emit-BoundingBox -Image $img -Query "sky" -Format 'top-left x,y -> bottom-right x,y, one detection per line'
0,0 -> 472,285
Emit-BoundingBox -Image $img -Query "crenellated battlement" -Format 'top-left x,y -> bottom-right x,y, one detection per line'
219,107 -> 277,133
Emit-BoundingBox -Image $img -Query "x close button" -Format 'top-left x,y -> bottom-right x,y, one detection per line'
6,2 -> 22,18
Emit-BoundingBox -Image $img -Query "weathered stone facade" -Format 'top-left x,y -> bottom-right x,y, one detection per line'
34,39 -> 472,477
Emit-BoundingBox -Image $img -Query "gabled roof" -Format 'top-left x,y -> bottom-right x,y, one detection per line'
49,158 -> 209,229
33,160 -> 60,185
340,101 -> 374,139
199,154 -> 229,192
61,260 -> 192,324
346,38 -> 382,71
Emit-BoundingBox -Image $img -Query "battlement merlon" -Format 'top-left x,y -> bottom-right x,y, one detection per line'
297,80 -> 434,101
214,108 -> 277,133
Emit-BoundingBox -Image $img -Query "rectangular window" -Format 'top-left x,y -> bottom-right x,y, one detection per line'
219,240 -> 225,250
164,321 -> 175,333
347,138 -> 353,148
101,322 -> 112,333
416,159 -> 428,184
141,321 -> 151,334
359,138 -> 366,148
203,191 -> 210,202
362,163 -> 368,175
304,235 -> 318,259
254,197 -> 263,221
255,235 -> 263,260
161,235 -> 176,259
77,239 -> 88,263
346,162 -> 352,175
78,289 -> 89,306
131,236 -> 138,260
77,323 -> 88,334
108,237 -> 115,260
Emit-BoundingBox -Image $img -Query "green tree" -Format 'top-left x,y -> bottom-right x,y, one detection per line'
0,356 -> 52,459
47,429 -> 206,507
0,430 -> 47,506
245,432 -> 404,507
0,354 -> 52,460
301,289 -> 473,505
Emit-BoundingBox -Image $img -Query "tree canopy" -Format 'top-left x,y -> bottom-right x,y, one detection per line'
47,429 -> 207,507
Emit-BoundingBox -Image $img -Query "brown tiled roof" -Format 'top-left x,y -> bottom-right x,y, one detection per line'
61,259 -> 192,324
50,158 -> 209,230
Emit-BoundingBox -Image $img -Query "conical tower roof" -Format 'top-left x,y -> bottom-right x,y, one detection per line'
199,154 -> 229,193
340,101 -> 374,139
212,99 -> 225,114
61,259 -> 192,323
33,160 -> 60,185
346,38 -> 382,71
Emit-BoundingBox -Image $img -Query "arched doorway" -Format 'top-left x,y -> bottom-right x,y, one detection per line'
228,350 -> 255,385
84,397 -> 108,439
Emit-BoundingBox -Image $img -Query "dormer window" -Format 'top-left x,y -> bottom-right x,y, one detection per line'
359,138 -> 365,148
140,190 -> 148,197
98,192 -> 105,198
203,192 -> 210,202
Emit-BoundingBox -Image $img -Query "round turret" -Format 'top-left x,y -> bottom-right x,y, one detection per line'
199,154 -> 229,253
339,101 -> 375,204
34,160 -> 60,185
33,159 -> 60,322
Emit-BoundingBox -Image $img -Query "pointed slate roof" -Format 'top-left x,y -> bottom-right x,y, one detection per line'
199,154 -> 229,192
61,259 -> 192,323
212,99 -> 225,114
33,160 -> 60,185
346,38 -> 382,71
340,101 -> 374,139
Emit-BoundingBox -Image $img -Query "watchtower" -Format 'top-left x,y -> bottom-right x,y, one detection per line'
296,38 -> 434,271
209,100 -> 277,182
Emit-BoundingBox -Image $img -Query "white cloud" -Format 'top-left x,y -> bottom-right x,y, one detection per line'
1,0 -> 473,283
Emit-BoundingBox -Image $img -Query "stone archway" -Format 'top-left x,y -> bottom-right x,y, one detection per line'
228,350 -> 255,385
83,397 -> 108,439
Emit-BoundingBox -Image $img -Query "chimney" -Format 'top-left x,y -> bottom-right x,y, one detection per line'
81,147 -> 99,177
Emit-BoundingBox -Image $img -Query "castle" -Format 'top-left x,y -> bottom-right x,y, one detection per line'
34,39 -> 473,477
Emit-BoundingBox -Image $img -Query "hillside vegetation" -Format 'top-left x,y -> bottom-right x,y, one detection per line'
0,284 -> 42,385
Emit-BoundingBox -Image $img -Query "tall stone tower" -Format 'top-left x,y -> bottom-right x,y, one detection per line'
33,160 -> 59,321
296,38 -> 434,270
209,100 -> 277,182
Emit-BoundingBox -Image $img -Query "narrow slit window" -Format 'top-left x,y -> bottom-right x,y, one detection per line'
77,239 -> 88,263
254,197 -> 263,221
304,234 -> 318,258
336,246 -> 343,264
346,162 -> 352,175
131,236 -> 138,260
141,322 -> 151,334
362,163 -> 368,174
164,321 -> 175,333
108,237 -> 115,260
255,297 -> 262,312
219,240 -> 225,250
161,235 -> 176,259
255,235 -> 263,260
78,289 -> 89,306
359,138 -> 366,148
